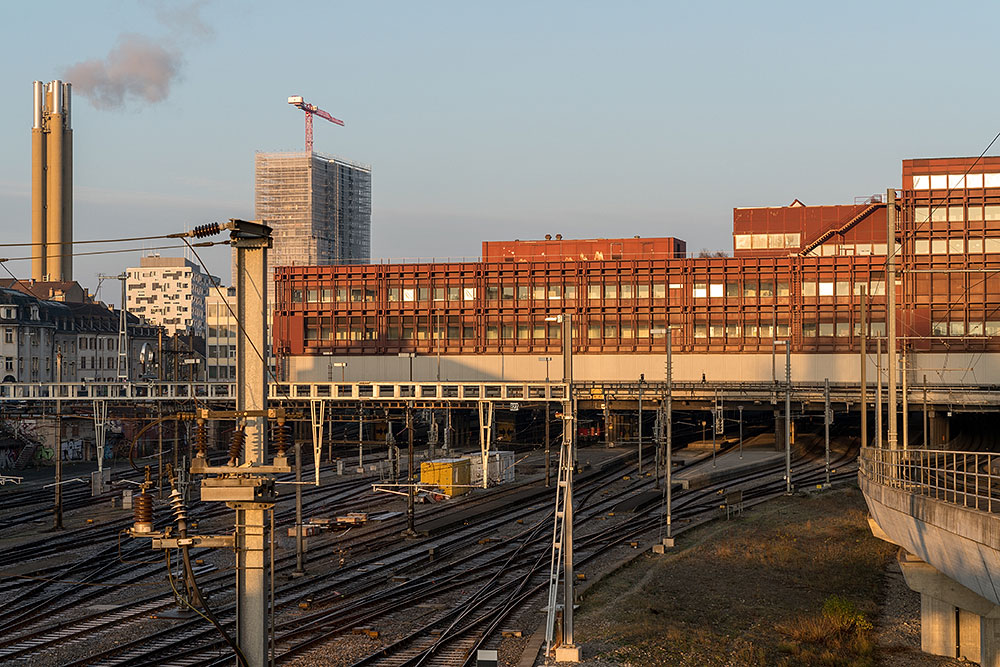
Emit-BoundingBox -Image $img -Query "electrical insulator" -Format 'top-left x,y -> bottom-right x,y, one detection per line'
192,222 -> 221,238
228,426 -> 246,465
169,488 -> 187,524
273,420 -> 288,458
133,492 -> 154,533
195,419 -> 207,457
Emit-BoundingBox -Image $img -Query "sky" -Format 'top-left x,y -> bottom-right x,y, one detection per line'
1,1 -> 998,306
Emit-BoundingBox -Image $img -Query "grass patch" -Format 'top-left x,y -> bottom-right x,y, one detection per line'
575,486 -> 895,666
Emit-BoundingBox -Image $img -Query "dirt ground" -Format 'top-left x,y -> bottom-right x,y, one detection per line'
569,486 -> 966,667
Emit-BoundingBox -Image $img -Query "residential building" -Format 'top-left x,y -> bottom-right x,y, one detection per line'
126,255 -> 218,336
252,151 -> 372,303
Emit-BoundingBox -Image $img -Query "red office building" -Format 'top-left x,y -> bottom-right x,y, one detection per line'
272,157 -> 1000,386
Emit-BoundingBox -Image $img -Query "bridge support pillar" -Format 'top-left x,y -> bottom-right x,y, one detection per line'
928,411 -> 950,448
898,549 -> 1000,666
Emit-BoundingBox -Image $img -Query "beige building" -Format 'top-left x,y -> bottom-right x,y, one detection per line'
205,286 -> 237,381
126,255 -> 218,336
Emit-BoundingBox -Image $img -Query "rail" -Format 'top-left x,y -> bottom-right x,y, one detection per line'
858,446 -> 1000,513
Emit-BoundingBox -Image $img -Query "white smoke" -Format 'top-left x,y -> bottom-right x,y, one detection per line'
64,1 -> 211,110
65,35 -> 180,110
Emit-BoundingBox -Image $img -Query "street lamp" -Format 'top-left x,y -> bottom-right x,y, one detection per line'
651,326 -> 676,545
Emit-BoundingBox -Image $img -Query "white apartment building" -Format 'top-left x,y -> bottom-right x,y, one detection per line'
126,256 -> 218,336
205,286 -> 237,381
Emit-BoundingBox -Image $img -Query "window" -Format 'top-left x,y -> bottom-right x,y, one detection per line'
307,289 -> 319,303
434,287 -> 446,301
776,282 -> 790,297
587,284 -> 601,299
709,284 -> 724,298
501,286 -> 514,300
726,282 -> 739,298
486,286 -> 499,300
803,321 -> 817,338
802,282 -> 816,297
463,287 -> 476,301
587,323 -> 600,339
836,322 -> 850,337
652,284 -> 666,299
604,284 -> 617,299
987,238 -> 1000,254
534,285 -> 546,300
448,286 -> 461,301
693,283 -> 707,298
949,321 -> 965,336
734,234 -> 751,249
517,285 -> 529,300
417,287 -> 430,302
744,281 -> 758,298
969,239 -> 983,253
759,281 -> 773,298
725,324 -> 740,337
949,239 -> 964,254
986,321 -> 1000,336
292,289 -> 304,303
388,287 -> 400,302
836,281 -> 850,297
636,284 -> 649,299
548,284 -> 562,300
619,284 -> 632,299
693,323 -> 707,339
914,239 -> 930,254
818,282 -> 834,297
709,324 -> 724,338
819,323 -> 834,337
403,288 -> 415,302
565,285 -> 577,299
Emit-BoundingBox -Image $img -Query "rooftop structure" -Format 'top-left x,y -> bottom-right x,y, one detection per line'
482,236 -> 686,262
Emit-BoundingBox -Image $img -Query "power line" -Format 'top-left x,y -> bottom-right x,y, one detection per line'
0,241 -> 228,264
0,230 -> 220,248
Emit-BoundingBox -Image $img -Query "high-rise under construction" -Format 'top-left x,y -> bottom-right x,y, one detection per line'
253,151 -> 372,301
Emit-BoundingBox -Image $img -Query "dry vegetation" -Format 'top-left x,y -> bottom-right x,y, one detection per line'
574,487 -> 897,666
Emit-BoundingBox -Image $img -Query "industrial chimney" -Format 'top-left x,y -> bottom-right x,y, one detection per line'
31,80 -> 73,282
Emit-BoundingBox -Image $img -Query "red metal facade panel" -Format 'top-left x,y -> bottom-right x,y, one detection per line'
273,158 -> 1000,359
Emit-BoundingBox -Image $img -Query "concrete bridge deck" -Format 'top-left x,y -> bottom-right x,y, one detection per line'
860,447 -> 1000,665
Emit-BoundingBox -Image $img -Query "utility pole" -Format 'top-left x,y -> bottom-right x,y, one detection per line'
637,374 -> 644,475
540,356 -> 552,486
824,378 -> 831,487
876,338 -> 883,449
901,349 -> 909,450
738,405 -> 743,460
293,423 -> 305,577
665,327 -> 673,542
923,374 -> 928,449
405,403 -> 415,536
53,347 -> 63,530
358,408 -> 363,471
886,188 -> 898,450
860,285 -> 867,448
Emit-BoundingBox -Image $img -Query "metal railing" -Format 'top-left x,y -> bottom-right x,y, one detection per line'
859,446 -> 1000,513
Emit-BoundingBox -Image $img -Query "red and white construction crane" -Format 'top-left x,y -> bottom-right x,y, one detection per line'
287,95 -> 344,154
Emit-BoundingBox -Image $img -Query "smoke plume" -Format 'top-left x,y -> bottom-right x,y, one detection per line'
64,1 -> 212,110
65,34 -> 181,110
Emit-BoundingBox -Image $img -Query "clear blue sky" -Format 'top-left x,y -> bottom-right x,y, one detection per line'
1,1 -> 997,304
